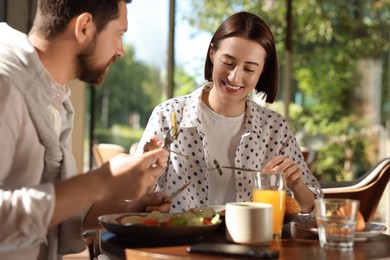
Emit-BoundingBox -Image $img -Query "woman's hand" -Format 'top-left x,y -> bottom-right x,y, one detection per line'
262,156 -> 315,213
261,156 -> 303,190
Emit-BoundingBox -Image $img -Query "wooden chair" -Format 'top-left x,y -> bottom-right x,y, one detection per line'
86,144 -> 126,259
92,143 -> 126,166
322,158 -> 390,223
129,142 -> 139,156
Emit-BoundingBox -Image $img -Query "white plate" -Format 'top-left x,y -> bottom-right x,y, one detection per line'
294,216 -> 387,240
354,223 -> 388,238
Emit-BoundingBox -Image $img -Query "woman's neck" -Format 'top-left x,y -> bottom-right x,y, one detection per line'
201,83 -> 246,117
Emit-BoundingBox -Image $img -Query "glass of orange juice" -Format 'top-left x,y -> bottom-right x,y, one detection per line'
252,172 -> 286,239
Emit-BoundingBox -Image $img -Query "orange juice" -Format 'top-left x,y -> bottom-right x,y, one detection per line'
252,189 -> 286,238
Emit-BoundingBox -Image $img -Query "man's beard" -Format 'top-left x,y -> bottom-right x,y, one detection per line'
77,42 -> 115,85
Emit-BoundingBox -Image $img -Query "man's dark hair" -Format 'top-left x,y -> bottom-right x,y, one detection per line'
31,0 -> 131,38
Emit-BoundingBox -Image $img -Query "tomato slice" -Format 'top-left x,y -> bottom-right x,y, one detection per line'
141,219 -> 160,226
203,218 -> 212,225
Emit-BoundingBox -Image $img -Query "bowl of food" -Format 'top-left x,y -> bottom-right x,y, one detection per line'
99,207 -> 222,240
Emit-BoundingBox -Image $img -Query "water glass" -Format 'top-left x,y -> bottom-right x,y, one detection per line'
314,198 -> 360,250
252,172 -> 286,239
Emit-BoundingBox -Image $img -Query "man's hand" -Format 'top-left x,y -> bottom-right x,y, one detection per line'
96,148 -> 169,201
83,191 -> 171,230
143,137 -> 163,152
129,192 -> 171,213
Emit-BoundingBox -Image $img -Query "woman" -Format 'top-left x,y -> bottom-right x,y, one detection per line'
136,12 -> 323,213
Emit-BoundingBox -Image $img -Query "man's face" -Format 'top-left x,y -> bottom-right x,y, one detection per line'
77,1 -> 128,85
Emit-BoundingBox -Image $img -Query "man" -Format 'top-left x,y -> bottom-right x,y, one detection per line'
0,0 -> 169,259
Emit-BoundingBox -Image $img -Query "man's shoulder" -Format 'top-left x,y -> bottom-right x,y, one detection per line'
0,75 -> 17,96
0,76 -> 28,120
0,23 -> 41,81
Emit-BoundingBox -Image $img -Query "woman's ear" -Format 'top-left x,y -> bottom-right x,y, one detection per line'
74,13 -> 95,44
209,43 -> 215,63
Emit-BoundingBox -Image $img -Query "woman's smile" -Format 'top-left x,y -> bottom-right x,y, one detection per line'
223,81 -> 244,93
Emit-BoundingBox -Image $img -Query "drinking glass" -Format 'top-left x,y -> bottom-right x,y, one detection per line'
252,172 -> 286,239
315,198 -> 359,250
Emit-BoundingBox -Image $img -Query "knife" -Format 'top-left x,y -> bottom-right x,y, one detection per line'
162,182 -> 191,204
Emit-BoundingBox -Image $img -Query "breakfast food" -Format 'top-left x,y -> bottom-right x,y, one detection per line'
171,111 -> 179,139
313,206 -> 365,231
116,207 -> 220,227
356,211 -> 365,231
285,195 -> 301,215
213,159 -> 224,176
338,204 -> 366,231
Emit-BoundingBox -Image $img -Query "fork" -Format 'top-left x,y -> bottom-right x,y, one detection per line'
162,124 -> 190,159
206,165 -> 259,173
162,127 -> 178,149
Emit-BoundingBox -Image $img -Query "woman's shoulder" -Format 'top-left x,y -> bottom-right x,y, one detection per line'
247,99 -> 288,123
152,87 -> 203,112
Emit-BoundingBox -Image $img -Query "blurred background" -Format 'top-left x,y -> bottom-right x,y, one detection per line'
2,0 -> 389,228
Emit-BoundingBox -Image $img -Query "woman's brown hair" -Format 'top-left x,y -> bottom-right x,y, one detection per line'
204,11 -> 278,103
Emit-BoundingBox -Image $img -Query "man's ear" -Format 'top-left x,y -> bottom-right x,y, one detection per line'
74,13 -> 95,44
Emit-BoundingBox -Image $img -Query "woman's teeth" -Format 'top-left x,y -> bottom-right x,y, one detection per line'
225,83 -> 241,90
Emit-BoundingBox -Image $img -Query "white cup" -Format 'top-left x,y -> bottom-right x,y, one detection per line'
225,202 -> 273,245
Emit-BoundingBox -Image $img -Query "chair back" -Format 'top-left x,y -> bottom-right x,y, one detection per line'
92,143 -> 125,166
322,158 -> 390,222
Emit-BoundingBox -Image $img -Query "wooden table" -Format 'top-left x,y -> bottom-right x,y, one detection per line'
99,222 -> 390,260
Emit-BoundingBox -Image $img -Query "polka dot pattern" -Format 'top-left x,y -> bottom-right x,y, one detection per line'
135,86 -> 323,212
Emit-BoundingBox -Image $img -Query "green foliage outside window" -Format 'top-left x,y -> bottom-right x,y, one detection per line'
184,0 -> 389,181
91,0 -> 389,182
94,45 -> 163,129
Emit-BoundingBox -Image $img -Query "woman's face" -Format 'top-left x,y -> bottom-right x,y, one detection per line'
209,37 -> 266,104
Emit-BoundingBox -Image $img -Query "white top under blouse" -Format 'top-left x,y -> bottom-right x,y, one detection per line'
200,101 -> 244,205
